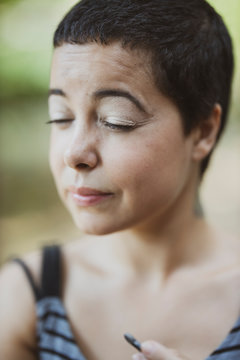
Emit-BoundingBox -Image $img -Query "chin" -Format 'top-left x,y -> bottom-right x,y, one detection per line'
71,211 -> 137,236
72,215 -> 120,236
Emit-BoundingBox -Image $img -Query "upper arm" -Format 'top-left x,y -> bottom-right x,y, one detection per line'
0,261 -> 38,360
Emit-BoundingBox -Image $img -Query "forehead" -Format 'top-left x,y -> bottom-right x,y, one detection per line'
50,42 -> 154,94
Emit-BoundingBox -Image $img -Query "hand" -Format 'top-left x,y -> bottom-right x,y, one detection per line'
132,341 -> 191,360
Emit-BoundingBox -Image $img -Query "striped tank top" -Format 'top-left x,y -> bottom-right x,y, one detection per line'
14,245 -> 240,360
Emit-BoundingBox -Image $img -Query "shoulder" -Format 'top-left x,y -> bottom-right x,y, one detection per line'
212,231 -> 240,315
208,230 -> 240,293
216,231 -> 240,267
0,250 -> 42,318
0,251 -> 41,358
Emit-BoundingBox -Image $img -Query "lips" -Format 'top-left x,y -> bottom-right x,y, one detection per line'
68,186 -> 114,206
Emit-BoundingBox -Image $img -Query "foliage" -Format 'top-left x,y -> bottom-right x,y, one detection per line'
0,0 -> 76,98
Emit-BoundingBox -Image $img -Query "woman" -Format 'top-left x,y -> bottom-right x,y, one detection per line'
0,0 -> 239,359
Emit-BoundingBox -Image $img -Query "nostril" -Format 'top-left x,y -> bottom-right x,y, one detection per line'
64,148 -> 98,170
76,163 -> 90,170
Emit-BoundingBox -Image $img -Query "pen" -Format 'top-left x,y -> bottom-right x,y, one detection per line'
124,333 -> 142,352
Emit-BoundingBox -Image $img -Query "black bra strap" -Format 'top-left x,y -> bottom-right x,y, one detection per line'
12,244 -> 62,302
41,245 -> 62,298
13,258 -> 42,301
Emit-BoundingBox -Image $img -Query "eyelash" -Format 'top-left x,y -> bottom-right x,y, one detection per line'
100,120 -> 135,131
46,118 -> 136,132
46,119 -> 73,125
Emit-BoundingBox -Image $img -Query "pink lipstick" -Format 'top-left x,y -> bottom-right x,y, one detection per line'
68,186 -> 113,206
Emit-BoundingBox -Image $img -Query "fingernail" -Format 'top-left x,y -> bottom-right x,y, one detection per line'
132,354 -> 146,360
141,341 -> 157,356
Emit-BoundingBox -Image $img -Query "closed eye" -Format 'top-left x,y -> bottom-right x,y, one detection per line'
102,120 -> 136,131
46,119 -> 74,124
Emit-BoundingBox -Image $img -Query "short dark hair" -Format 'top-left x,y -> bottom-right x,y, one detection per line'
53,0 -> 234,176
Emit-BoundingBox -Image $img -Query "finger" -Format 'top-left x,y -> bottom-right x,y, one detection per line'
141,341 -> 180,360
132,353 -> 147,360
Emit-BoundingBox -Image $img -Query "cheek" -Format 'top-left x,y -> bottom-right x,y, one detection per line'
106,136 -> 176,178
103,130 -> 192,199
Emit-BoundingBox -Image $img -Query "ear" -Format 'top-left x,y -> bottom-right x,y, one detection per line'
191,103 -> 222,162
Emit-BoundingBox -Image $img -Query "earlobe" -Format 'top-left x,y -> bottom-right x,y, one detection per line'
192,103 -> 222,162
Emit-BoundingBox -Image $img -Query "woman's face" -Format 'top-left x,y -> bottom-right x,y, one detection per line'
49,42 -> 198,235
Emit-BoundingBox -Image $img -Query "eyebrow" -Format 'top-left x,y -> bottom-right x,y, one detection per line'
48,89 -> 66,97
93,89 -> 147,113
48,88 -> 147,114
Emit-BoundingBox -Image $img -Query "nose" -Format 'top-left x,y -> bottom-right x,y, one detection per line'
64,123 -> 99,171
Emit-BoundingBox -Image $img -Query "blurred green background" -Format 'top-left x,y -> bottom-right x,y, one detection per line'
0,0 -> 240,263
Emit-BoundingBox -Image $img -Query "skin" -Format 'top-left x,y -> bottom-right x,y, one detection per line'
49,43 -> 198,236
1,42 -> 240,360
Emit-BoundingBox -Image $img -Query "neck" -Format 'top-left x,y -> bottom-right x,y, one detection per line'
111,217 -> 214,278
105,179 -> 216,281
